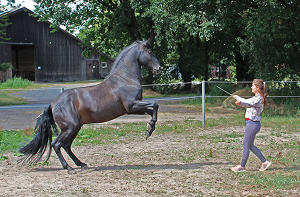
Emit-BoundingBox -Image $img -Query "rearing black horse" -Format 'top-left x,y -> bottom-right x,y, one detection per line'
19,40 -> 161,171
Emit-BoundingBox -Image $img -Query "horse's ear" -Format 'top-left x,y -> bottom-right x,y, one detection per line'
144,39 -> 152,48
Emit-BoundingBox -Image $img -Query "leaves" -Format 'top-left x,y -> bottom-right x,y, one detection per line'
2,0 -> 298,81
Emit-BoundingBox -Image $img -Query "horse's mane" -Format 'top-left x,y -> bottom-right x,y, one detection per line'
108,41 -> 141,75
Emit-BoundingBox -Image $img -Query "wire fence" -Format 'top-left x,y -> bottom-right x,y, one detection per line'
1,80 -> 299,128
142,80 -> 300,128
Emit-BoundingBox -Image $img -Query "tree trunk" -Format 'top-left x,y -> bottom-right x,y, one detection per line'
198,40 -> 209,81
235,50 -> 254,82
178,43 -> 192,90
0,68 -> 12,82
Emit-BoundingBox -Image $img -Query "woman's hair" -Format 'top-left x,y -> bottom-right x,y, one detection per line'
253,79 -> 267,104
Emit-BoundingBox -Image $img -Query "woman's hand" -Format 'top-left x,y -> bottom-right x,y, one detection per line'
233,95 -> 240,105
235,101 -> 241,105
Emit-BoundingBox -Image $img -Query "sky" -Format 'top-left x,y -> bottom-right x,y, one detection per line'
2,0 -> 36,11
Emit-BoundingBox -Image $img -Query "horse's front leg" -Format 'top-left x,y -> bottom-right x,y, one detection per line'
128,101 -> 159,139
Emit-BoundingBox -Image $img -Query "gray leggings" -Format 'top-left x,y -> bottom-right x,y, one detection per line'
241,120 -> 266,167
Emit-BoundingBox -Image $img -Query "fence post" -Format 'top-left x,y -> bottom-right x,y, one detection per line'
202,81 -> 205,128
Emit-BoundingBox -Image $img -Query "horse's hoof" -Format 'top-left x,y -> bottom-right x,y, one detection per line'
145,130 -> 152,140
67,170 -> 76,174
81,164 -> 88,170
67,166 -> 76,174
147,123 -> 152,131
146,123 -> 155,140
68,170 -> 76,175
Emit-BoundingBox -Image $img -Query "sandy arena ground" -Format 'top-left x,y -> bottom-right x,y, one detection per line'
0,86 -> 298,196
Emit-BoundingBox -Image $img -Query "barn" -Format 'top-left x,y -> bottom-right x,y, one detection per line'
0,7 -> 109,82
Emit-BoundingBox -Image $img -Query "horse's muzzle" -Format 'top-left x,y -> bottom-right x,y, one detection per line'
152,66 -> 161,75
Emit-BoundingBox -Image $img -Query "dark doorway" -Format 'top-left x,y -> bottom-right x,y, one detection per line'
11,46 -> 35,81
86,59 -> 100,80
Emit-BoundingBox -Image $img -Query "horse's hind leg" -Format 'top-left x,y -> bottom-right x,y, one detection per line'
52,125 -> 84,171
51,134 -> 72,171
63,141 -> 88,169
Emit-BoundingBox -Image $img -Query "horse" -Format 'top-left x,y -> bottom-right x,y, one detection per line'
19,40 -> 162,172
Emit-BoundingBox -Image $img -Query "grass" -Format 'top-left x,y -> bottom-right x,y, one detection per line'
239,173 -> 299,190
0,128 -> 34,154
0,77 -> 50,106
1,111 -> 297,154
261,116 -> 299,133
0,116 -> 298,194
0,95 -> 298,195
0,77 -> 33,89
0,91 -> 29,106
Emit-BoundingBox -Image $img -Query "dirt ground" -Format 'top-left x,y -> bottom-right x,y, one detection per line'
0,86 -> 298,196
1,125 -> 298,197
0,102 -> 241,197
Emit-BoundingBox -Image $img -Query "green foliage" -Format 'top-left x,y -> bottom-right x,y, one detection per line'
5,0 -> 298,82
0,77 -> 33,89
207,82 -> 238,97
0,62 -> 11,72
0,155 -> 8,160
0,4 -> 11,41
153,78 -> 183,95
240,0 -> 300,80
151,64 -> 182,94
264,98 -> 300,117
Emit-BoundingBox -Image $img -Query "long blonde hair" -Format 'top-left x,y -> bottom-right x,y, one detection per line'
253,79 -> 267,104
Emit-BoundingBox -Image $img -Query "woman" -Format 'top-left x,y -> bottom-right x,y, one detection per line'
231,79 -> 271,172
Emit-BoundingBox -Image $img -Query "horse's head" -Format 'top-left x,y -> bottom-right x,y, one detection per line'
138,40 -> 161,75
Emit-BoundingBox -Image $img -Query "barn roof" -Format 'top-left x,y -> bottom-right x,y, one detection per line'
0,7 -> 81,43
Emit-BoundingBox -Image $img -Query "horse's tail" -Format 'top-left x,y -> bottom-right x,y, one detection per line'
19,105 -> 57,165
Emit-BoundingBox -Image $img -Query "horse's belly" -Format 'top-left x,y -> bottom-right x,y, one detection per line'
79,105 -> 126,124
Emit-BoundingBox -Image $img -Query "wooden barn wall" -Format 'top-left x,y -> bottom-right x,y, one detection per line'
6,10 -> 84,82
0,45 -> 11,63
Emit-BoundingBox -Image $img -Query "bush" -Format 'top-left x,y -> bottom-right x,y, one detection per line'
264,98 -> 300,117
0,77 -> 33,89
153,77 -> 184,94
221,84 -> 299,117
153,65 -> 183,94
268,82 -> 300,104
0,62 -> 11,72
208,83 -> 237,96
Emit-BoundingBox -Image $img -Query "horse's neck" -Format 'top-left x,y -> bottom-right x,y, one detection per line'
110,57 -> 142,85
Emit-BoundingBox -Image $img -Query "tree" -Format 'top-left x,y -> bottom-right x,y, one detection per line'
149,0 -> 223,87
7,0 -> 249,84
240,0 -> 300,81
29,0 -> 155,57
29,0 -> 160,84
0,4 -> 10,42
20,0 -> 215,86
5,0 -> 298,83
